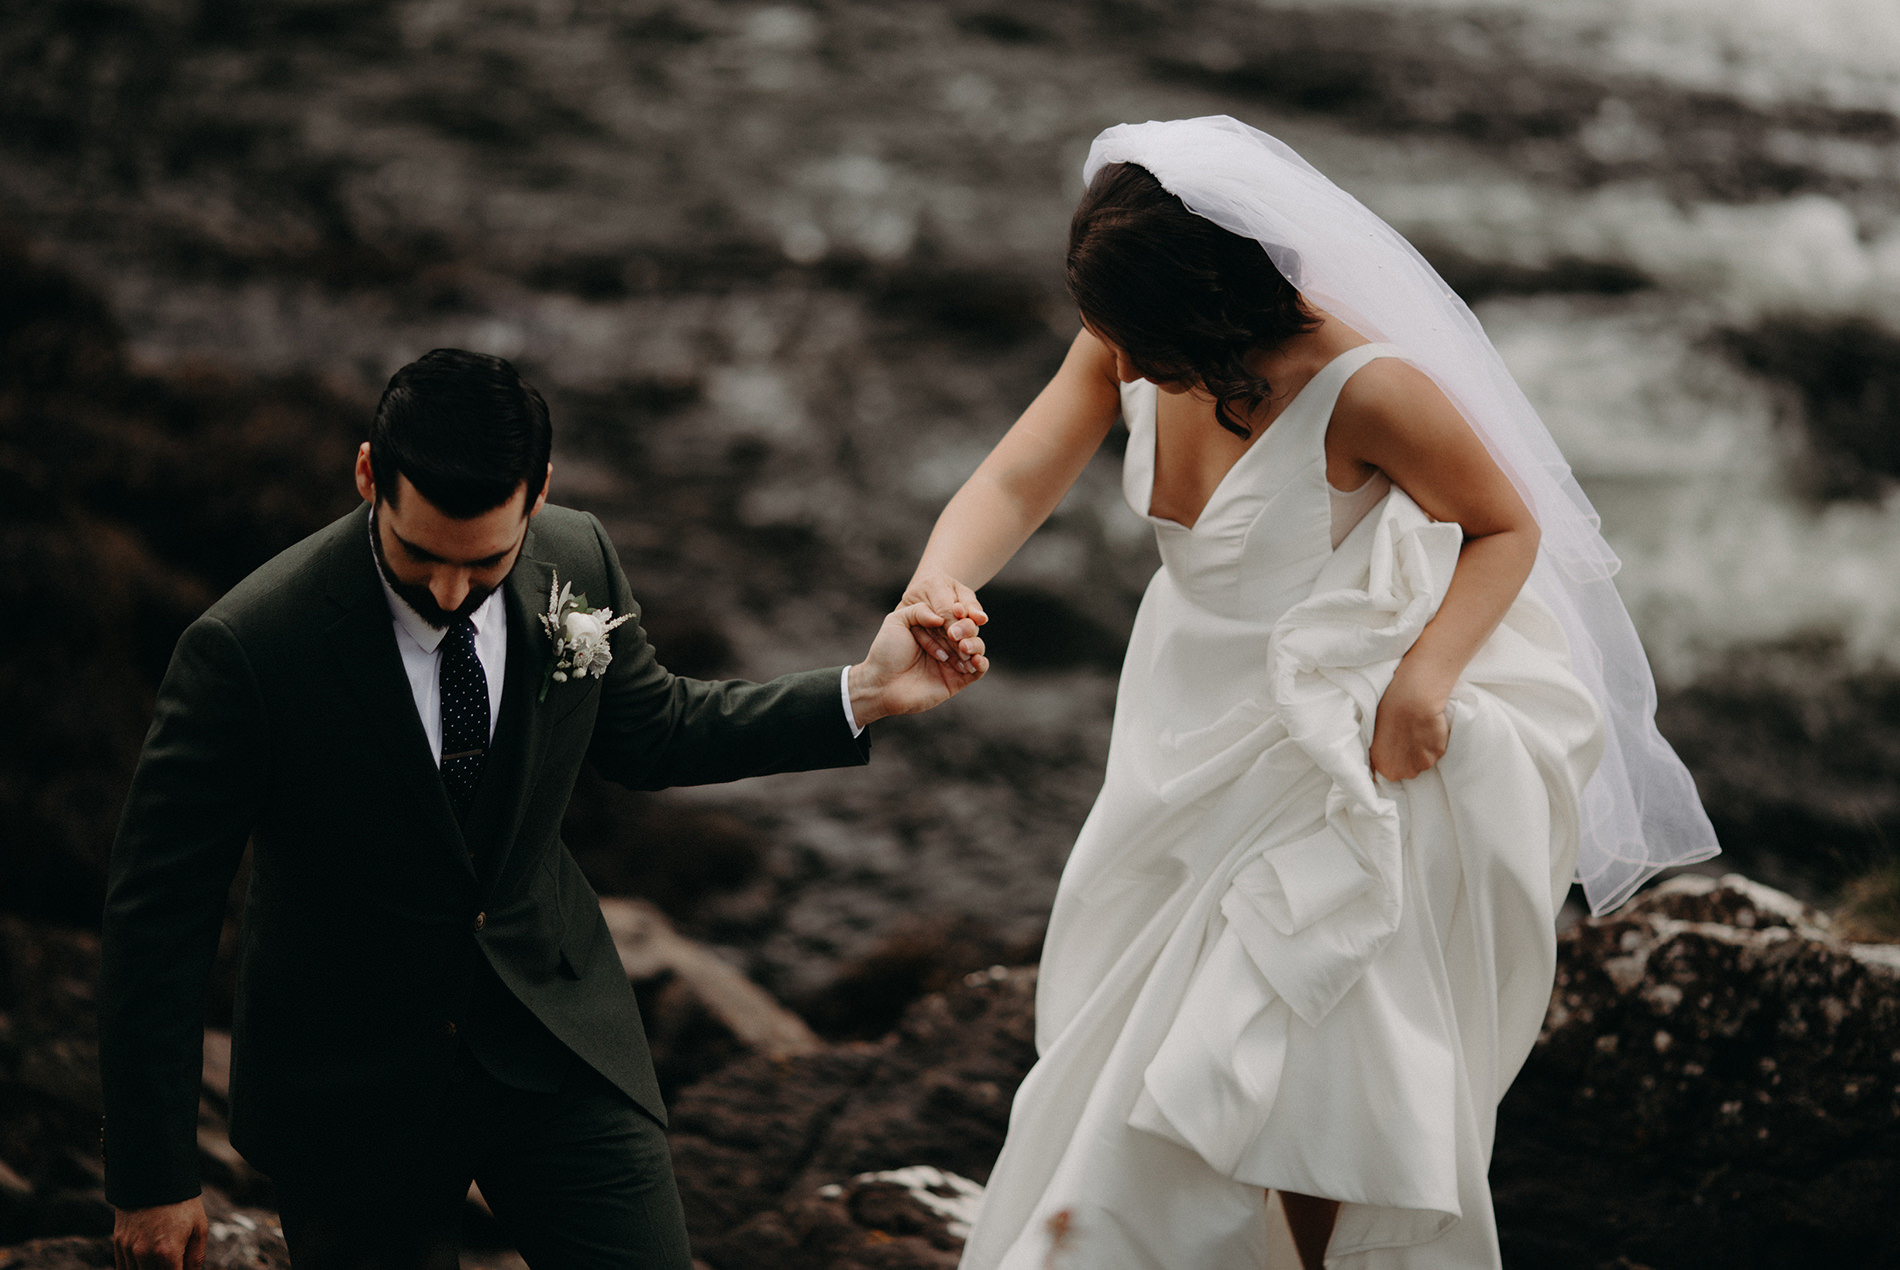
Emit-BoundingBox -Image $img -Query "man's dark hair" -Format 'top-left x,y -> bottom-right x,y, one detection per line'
1067,162 -> 1318,438
369,348 -> 553,518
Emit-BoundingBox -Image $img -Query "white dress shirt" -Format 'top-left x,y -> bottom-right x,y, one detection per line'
840,666 -> 862,738
375,570 -> 508,762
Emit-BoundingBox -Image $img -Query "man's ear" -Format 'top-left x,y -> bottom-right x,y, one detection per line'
354,443 -> 377,504
528,462 -> 551,518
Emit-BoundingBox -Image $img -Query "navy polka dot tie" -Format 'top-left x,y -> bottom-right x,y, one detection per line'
439,616 -> 488,812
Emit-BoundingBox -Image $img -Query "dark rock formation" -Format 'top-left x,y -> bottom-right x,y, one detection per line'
671,966 -> 1034,1267
1494,874 -> 1900,1270
1722,317 -> 1900,500
0,916 -> 277,1253
0,917 -> 109,1247
0,237 -> 365,925
1654,637 -> 1900,904
599,897 -> 822,1102
706,1167 -> 980,1270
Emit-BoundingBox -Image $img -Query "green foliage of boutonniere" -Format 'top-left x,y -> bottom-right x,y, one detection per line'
538,570 -> 632,702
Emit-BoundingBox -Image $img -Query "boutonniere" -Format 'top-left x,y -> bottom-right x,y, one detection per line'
538,569 -> 632,701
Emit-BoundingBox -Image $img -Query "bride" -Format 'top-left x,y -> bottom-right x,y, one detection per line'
905,117 -> 1717,1268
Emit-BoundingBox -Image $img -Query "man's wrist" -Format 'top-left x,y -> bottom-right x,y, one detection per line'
844,663 -> 883,732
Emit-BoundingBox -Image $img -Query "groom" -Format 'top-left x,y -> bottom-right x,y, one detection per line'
98,349 -> 988,1270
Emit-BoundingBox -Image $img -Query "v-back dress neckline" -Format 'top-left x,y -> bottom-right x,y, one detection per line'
1138,342 -> 1374,533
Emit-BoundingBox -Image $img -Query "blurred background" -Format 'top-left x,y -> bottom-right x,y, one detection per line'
5,0 -> 1900,1043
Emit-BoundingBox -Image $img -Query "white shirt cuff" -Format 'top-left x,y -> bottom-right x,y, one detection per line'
840,665 -> 865,738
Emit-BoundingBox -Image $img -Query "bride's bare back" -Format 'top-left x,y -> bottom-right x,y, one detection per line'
1142,314 -> 1373,529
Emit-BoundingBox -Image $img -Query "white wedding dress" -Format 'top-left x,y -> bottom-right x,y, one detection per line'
959,345 -> 1606,1269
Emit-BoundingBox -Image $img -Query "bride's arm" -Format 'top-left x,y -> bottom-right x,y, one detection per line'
906,328 -> 1124,665
1328,359 -> 1542,782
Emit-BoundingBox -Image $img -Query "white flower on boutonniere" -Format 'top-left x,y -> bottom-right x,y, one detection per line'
538,570 -> 632,701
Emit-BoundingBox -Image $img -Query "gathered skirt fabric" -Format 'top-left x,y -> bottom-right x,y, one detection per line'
958,488 -> 1604,1269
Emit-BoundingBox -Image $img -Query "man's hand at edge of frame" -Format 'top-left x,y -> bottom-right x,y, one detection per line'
113,1195 -> 208,1270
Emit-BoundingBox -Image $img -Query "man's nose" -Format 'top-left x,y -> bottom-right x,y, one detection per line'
431,569 -> 472,613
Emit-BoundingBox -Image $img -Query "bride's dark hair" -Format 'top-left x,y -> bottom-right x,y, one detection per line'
1067,162 -> 1317,438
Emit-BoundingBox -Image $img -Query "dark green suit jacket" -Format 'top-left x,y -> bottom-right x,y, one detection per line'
98,503 -> 868,1208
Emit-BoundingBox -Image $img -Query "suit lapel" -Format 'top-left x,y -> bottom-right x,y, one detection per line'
321,503 -> 473,877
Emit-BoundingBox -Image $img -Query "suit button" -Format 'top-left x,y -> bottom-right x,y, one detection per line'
472,911 -> 486,932
441,1020 -> 458,1038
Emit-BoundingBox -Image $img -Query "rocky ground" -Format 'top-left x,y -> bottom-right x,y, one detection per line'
2,875 -> 1895,1269
1493,875 -> 1900,1269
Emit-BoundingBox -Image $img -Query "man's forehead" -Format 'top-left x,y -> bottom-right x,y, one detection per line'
382,478 -> 530,562
386,472 -> 530,514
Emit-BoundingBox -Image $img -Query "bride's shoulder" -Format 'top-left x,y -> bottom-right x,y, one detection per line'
1338,353 -> 1446,414
1329,353 -> 1472,466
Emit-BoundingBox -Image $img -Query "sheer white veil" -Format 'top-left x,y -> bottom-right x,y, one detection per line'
1085,115 -> 1718,914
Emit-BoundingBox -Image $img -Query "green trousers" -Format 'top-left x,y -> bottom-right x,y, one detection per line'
271,1049 -> 691,1270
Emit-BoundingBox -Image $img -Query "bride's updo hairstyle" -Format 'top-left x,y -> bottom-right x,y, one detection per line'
1067,161 -> 1317,438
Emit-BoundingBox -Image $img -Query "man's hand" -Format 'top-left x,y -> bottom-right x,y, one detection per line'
849,601 -> 989,726
113,1197 -> 208,1270
901,571 -> 988,674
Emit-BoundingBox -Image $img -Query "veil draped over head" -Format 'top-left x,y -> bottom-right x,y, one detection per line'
1085,116 -> 1718,914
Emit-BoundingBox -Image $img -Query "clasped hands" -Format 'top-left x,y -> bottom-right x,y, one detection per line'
846,570 -> 1453,782
847,572 -> 990,726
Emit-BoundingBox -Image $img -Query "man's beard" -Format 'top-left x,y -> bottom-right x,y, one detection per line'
369,506 -> 500,629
